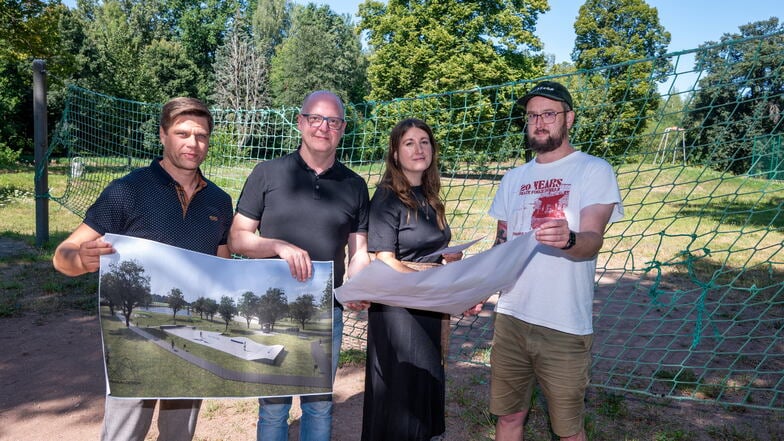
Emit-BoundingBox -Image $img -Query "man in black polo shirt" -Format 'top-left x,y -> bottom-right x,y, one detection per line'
229,90 -> 370,441
53,97 -> 233,441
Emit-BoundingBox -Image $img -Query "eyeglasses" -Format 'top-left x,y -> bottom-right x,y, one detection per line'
526,111 -> 567,124
301,113 -> 346,130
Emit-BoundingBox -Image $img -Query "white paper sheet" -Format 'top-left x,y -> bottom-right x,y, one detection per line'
419,237 -> 484,259
335,231 -> 539,315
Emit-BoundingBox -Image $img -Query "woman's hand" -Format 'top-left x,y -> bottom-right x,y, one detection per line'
345,301 -> 370,311
462,301 -> 484,316
442,251 -> 463,263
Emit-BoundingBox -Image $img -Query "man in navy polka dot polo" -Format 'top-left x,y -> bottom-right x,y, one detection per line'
53,97 -> 233,441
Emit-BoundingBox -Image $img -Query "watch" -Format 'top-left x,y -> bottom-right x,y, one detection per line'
561,230 -> 576,250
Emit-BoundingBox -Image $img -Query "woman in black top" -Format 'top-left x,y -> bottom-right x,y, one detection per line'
361,118 -> 461,441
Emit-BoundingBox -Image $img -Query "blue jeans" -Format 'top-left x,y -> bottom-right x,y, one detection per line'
256,307 -> 343,441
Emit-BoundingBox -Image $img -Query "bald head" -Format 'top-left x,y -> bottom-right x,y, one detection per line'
301,90 -> 345,118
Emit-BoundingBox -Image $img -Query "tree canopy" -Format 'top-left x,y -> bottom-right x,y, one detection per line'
289,294 -> 316,329
218,295 -> 237,332
100,259 -> 150,327
269,3 -> 367,106
571,0 -> 672,158
357,0 -> 548,101
257,287 -> 288,331
686,18 -> 784,174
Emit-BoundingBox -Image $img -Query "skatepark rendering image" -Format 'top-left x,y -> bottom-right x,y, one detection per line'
101,307 -> 333,399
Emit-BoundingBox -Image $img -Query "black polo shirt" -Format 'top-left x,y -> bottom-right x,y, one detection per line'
235,150 -> 369,289
369,185 -> 450,263
84,158 -> 233,255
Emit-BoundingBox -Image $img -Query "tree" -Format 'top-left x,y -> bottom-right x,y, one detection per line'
257,287 -> 288,331
218,295 -> 237,332
252,0 -> 290,61
136,38 -> 202,103
212,12 -> 270,111
167,288 -> 187,322
0,0 -> 65,62
69,0 -> 146,100
203,297 -> 219,321
571,0 -> 672,159
0,1 -> 69,159
572,0 -> 670,70
169,0 -> 238,97
192,296 -> 206,319
289,294 -> 316,330
685,18 -> 784,175
100,259 -> 151,327
357,0 -> 547,101
319,276 -> 332,310
269,3 -> 367,106
237,291 -> 259,328
211,11 -> 270,151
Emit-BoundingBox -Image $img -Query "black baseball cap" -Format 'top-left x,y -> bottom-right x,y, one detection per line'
516,81 -> 574,111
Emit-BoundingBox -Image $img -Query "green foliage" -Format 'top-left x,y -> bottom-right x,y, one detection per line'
685,19 -> 784,175
237,290 -> 260,328
100,259 -> 151,327
172,0 -> 238,94
257,287 -> 288,331
136,39 -> 202,103
218,295 -> 237,331
288,293 -> 316,329
0,143 -> 22,168
572,0 -> 672,159
0,0 -> 65,62
252,0 -> 290,60
338,348 -> 366,366
357,0 -> 548,101
167,287 -> 186,320
573,0 -> 671,69
0,53 -> 38,157
269,3 -> 367,107
320,276 -> 332,309
208,121 -> 244,164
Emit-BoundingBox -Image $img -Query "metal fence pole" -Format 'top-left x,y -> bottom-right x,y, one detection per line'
33,59 -> 49,247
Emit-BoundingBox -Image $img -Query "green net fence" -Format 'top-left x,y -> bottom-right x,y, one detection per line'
42,31 -> 783,410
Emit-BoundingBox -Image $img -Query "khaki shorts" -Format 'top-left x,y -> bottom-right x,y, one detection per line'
490,313 -> 593,438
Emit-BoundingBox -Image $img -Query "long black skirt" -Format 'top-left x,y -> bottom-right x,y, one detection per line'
360,302 -> 445,441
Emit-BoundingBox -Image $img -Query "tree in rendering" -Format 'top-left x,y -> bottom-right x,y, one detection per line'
218,295 -> 237,332
289,294 -> 316,330
167,288 -> 187,322
100,259 -> 150,327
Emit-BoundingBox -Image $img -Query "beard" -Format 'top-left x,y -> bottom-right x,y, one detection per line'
527,121 -> 567,154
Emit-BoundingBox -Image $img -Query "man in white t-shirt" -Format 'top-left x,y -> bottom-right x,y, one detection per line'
482,81 -> 623,441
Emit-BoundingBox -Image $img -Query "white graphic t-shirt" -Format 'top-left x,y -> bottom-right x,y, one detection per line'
488,151 -> 624,335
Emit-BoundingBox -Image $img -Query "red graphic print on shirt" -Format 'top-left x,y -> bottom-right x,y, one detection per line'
518,178 -> 570,229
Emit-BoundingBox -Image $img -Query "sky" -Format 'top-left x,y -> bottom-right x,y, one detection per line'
102,234 -> 333,305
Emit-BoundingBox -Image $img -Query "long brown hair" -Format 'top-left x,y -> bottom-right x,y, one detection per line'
378,118 -> 447,230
